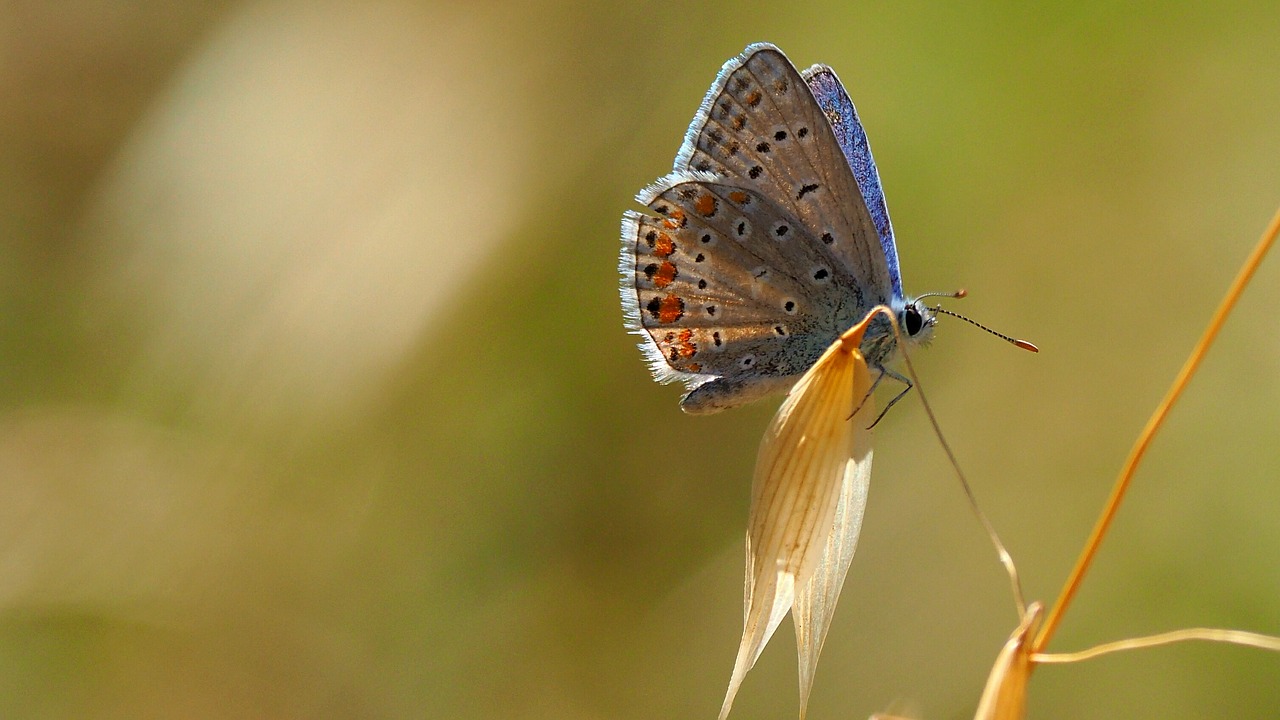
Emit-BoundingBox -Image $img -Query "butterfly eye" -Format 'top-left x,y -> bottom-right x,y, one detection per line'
904,305 -> 924,336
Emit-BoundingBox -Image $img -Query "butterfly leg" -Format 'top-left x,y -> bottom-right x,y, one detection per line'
849,368 -> 887,421
864,366 -> 913,429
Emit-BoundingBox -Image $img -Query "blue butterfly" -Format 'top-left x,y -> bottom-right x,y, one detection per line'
621,43 -> 935,414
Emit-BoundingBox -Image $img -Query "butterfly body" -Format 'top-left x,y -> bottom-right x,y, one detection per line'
621,43 -> 933,413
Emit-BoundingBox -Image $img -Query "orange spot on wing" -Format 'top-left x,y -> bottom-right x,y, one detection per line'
694,194 -> 717,216
658,295 -> 685,324
662,208 -> 686,229
654,261 -> 677,288
676,328 -> 697,358
728,190 -> 749,204
659,327 -> 698,364
653,232 -> 675,258
745,89 -> 762,107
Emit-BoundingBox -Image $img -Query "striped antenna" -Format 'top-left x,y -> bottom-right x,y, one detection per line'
926,290 -> 1039,352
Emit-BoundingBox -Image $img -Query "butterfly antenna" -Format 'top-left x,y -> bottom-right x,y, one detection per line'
915,288 -> 968,301
932,304 -> 1039,353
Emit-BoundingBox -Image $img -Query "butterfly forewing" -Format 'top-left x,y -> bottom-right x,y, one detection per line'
803,64 -> 903,299
672,44 -> 894,308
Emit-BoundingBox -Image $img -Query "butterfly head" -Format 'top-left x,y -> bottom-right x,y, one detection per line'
898,297 -> 937,346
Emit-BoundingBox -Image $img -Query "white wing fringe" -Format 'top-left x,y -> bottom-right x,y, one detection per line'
719,318 -> 877,720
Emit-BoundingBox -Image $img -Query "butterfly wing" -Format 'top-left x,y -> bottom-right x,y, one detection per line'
673,44 -> 894,304
621,43 -> 895,412
622,178 -> 871,412
802,64 -> 904,299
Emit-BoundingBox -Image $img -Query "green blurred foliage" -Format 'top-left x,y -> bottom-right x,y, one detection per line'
1,1 -> 1278,718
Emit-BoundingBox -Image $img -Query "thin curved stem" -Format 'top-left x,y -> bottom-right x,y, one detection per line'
888,307 -> 1028,619
1033,628 -> 1280,664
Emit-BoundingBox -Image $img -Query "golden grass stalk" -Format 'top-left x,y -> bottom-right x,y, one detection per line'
969,205 -> 1280,719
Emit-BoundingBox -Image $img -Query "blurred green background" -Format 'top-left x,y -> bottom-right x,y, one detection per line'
2,2 -> 1279,718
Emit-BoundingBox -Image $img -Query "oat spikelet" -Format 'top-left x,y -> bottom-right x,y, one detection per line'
973,603 -> 1042,720
720,315 -> 877,720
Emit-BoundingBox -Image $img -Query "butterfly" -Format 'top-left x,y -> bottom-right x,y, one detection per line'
619,42 -> 943,719
619,42 -> 935,416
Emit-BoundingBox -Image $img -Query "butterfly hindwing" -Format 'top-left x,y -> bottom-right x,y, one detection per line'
626,177 -> 872,383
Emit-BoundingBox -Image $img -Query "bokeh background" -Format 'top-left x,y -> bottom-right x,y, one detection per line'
3,2 -> 1279,718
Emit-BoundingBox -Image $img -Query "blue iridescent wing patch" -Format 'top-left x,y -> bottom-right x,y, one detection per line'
803,65 -> 903,299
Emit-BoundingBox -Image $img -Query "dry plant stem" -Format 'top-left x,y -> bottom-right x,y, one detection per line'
1032,205 -> 1280,655
888,307 -> 1028,619
1032,628 -> 1280,664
